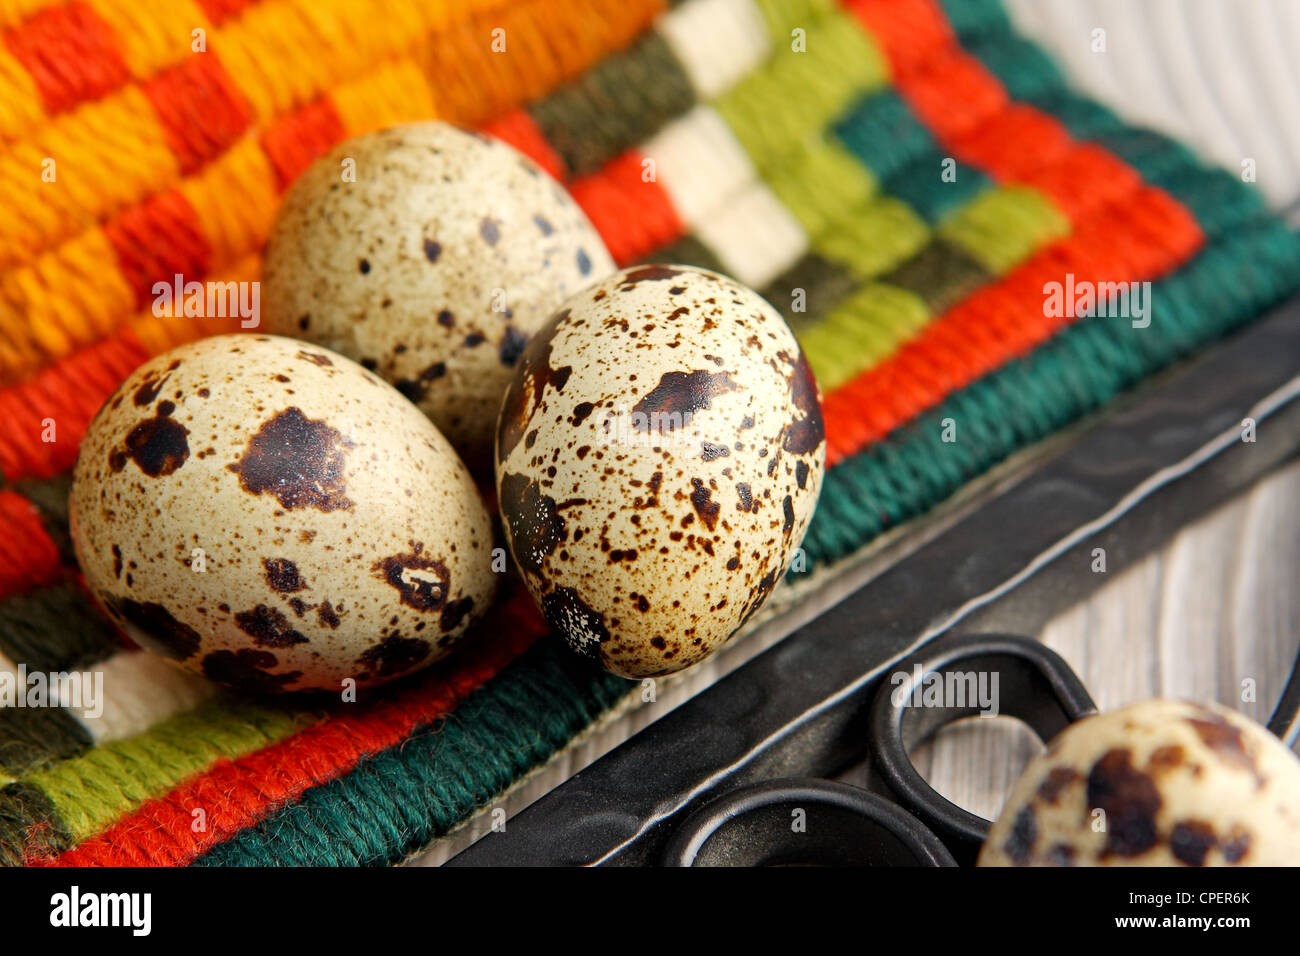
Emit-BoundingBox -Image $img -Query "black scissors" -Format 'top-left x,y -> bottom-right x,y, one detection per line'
662,631 -> 1300,867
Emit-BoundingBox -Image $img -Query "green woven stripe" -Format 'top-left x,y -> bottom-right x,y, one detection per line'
0,582 -> 120,672
812,195 -> 930,278
0,782 -> 73,866
881,238 -> 992,313
766,137 -> 878,236
802,219 -> 1300,568
798,282 -> 931,390
887,150 -> 994,224
939,185 -> 1071,274
715,10 -> 888,172
761,252 -> 860,329
832,90 -> 937,181
23,697 -> 313,841
195,640 -> 630,866
0,706 -> 93,779
528,31 -> 696,177
753,0 -> 840,38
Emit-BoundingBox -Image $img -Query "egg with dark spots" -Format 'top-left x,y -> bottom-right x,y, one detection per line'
494,264 -> 825,679
70,334 -> 497,694
979,700 -> 1300,866
262,121 -> 615,472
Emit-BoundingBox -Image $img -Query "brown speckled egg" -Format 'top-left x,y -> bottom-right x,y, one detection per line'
69,334 -> 497,694
262,121 -> 614,470
979,699 -> 1300,866
494,264 -> 825,679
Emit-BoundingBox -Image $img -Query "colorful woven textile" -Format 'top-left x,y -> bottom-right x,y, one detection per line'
1,0 -> 1298,866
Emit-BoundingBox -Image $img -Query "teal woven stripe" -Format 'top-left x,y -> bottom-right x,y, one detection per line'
887,149 -> 992,223
801,219 -> 1300,567
194,640 -> 630,866
938,0 -> 1012,39
832,90 -> 936,181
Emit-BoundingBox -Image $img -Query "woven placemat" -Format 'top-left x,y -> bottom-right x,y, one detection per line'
2,0 -> 1298,866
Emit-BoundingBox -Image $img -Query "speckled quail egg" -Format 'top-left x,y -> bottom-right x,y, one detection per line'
979,699 -> 1300,866
494,264 -> 826,679
262,121 -> 615,470
69,333 -> 497,694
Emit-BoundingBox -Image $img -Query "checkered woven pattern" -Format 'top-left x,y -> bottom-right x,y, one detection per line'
2,0 -> 1298,866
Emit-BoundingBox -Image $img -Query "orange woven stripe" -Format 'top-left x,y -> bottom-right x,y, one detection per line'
0,138 -> 682,477
0,0 -> 619,273
0,0 -> 660,382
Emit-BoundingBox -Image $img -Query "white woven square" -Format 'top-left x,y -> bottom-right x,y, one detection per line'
69,650 -> 214,744
642,105 -> 758,229
657,0 -> 772,99
696,180 -> 808,288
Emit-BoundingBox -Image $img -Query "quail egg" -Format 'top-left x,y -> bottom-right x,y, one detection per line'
69,334 -> 497,694
979,699 -> 1300,866
262,121 -> 615,470
495,264 -> 825,679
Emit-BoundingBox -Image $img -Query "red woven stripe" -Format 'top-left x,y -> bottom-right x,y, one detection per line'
3,2 -> 128,113
0,335 -> 148,483
0,491 -> 62,599
103,190 -> 213,310
1018,143 -> 1140,222
948,104 -> 1072,182
898,49 -> 1007,143
569,150 -> 683,265
260,97 -> 347,192
822,186 -> 1202,463
480,109 -> 568,181
842,0 -> 953,78
142,52 -> 252,175
40,592 -> 548,866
